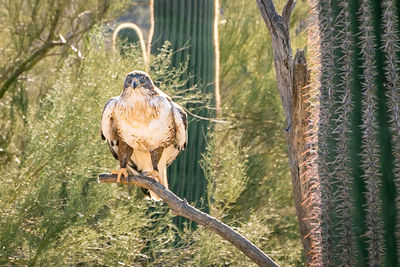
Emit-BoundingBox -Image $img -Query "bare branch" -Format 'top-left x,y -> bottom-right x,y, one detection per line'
256,0 -> 315,264
256,0 -> 293,129
282,0 -> 295,24
0,0 -> 111,99
256,0 -> 280,34
0,41 -> 64,98
256,0 -> 295,29
98,173 -> 279,267
47,0 -> 68,41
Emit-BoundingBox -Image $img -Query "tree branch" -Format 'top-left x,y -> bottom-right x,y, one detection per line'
282,0 -> 295,24
256,0 -> 280,34
256,0 -> 315,264
0,1 -> 108,99
98,173 -> 279,267
256,0 -> 293,130
0,41 -> 64,99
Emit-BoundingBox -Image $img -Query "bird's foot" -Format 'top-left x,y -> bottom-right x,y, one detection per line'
143,170 -> 161,183
111,168 -> 128,183
142,170 -> 162,201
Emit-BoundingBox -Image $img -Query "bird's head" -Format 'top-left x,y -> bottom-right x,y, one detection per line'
123,71 -> 154,92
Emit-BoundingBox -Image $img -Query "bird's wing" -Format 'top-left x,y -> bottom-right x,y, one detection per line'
101,96 -> 139,174
154,86 -> 187,150
101,97 -> 119,160
154,87 -> 172,101
171,101 -> 188,150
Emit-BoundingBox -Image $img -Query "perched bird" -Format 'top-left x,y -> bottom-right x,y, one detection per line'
101,71 -> 188,200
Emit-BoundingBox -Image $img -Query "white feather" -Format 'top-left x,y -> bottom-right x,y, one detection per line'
115,90 -> 176,150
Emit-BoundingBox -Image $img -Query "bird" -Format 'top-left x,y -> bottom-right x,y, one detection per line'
101,70 -> 188,200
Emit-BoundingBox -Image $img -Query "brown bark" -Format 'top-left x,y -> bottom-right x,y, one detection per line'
98,173 -> 279,267
256,0 -> 313,264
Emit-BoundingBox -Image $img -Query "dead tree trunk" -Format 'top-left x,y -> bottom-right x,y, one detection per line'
98,173 -> 279,267
256,0 -> 315,264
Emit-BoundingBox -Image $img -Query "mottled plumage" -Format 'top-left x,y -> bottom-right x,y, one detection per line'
101,71 -> 188,200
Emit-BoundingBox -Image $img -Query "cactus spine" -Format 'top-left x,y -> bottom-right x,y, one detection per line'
382,0 -> 400,260
317,0 -> 336,264
315,0 -> 400,265
151,0 -> 216,226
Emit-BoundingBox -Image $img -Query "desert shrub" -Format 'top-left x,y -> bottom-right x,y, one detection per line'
0,32 -> 198,265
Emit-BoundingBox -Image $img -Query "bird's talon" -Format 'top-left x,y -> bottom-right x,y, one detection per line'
142,171 -> 162,201
116,168 -> 128,183
143,170 -> 161,183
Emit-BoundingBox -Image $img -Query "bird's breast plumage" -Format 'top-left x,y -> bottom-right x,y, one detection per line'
114,94 -> 175,150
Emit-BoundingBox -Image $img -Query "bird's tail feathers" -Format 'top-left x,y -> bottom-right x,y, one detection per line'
148,190 -> 161,201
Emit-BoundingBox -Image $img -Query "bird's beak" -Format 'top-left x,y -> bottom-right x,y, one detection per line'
132,77 -> 139,89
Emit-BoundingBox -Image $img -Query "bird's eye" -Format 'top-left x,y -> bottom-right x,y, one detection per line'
140,76 -> 147,83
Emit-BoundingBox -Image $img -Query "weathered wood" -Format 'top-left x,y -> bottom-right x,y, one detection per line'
256,0 -> 294,130
291,50 -> 314,262
98,173 -> 279,267
256,0 -> 314,264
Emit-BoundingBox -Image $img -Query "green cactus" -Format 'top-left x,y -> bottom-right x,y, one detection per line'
117,28 -> 140,45
316,0 -> 400,265
151,0 -> 216,227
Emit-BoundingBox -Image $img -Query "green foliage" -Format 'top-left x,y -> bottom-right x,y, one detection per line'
0,1 -> 311,265
218,0 -> 308,265
199,123 -> 303,266
201,124 -> 250,218
1,30 -> 299,266
316,0 -> 400,265
0,33 -> 198,265
219,0 -> 308,215
0,0 -> 130,165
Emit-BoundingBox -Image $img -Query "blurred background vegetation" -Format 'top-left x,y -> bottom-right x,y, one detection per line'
0,0 -> 309,265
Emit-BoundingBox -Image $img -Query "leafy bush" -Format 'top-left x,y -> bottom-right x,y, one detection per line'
0,0 -> 310,264
0,32 -> 196,265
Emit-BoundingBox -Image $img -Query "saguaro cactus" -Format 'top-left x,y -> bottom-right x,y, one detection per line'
316,0 -> 400,265
151,0 -> 216,226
